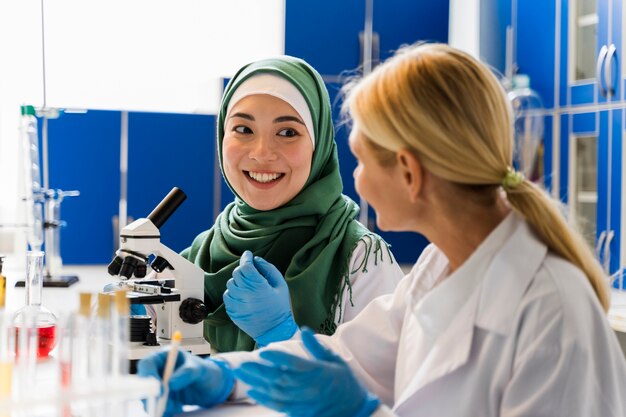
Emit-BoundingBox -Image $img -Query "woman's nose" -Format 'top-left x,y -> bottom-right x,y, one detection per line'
248,135 -> 277,161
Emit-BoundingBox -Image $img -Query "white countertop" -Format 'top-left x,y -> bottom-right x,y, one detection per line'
3,264 -> 112,316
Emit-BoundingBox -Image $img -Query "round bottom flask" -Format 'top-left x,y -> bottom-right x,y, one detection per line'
13,251 -> 57,358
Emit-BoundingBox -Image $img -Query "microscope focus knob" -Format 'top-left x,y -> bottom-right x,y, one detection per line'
179,298 -> 208,324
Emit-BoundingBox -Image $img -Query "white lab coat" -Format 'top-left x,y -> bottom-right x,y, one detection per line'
220,214 -> 626,416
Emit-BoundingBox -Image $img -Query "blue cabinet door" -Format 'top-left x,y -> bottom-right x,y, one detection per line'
609,108 -> 622,286
127,112 -> 216,255
46,110 -> 121,264
561,0 -> 621,106
563,109 -> 622,281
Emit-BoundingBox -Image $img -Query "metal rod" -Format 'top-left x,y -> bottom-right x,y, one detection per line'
40,0 -> 47,109
359,0 -> 374,228
119,111 -> 129,231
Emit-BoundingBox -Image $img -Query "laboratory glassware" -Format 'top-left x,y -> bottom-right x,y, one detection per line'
0,256 -> 11,401
43,188 -> 79,277
13,251 -> 57,358
507,74 -> 545,181
20,105 -> 44,251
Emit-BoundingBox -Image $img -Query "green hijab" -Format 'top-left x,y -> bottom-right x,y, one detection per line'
182,56 -> 391,352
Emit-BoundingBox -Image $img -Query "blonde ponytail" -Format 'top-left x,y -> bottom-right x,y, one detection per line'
505,180 -> 610,311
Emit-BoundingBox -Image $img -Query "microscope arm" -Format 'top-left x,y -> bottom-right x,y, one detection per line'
152,242 -> 205,294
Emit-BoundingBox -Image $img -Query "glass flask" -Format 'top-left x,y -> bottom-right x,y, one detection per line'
13,251 -> 57,358
507,74 -> 545,182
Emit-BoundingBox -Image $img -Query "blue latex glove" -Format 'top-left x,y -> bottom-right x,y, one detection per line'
137,350 -> 234,417
224,250 -> 298,347
233,327 -> 380,417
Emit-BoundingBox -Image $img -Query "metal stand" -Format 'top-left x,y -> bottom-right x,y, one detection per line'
15,272 -> 79,288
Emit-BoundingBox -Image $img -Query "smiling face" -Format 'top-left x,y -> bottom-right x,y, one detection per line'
222,94 -> 314,211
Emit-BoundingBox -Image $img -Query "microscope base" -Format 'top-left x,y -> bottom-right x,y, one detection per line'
128,337 -> 214,361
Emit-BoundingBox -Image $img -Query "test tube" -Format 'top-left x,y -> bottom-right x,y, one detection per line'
89,293 -> 111,417
72,293 -> 92,385
111,290 -> 129,377
57,312 -> 74,417
91,293 -> 110,380
110,290 -> 130,417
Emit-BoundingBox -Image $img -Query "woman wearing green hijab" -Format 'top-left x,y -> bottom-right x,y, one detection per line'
181,56 -> 403,352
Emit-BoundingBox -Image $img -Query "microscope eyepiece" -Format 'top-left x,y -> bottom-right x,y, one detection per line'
107,256 -> 124,276
147,187 -> 187,229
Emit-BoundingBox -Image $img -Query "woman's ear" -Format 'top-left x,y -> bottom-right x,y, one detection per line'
396,149 -> 423,203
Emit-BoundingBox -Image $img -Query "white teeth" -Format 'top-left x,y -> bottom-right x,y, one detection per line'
248,171 -> 281,183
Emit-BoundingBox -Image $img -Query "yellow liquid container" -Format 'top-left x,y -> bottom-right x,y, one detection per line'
0,256 -> 11,417
0,255 -> 6,310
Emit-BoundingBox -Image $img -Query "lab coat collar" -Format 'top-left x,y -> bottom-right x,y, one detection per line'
474,213 -> 547,335
412,212 -> 519,339
396,213 -> 548,406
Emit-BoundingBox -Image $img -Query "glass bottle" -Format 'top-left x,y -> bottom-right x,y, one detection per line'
507,74 -> 545,182
13,251 -> 57,358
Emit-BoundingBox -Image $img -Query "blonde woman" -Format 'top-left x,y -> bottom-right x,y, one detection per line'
138,44 -> 626,417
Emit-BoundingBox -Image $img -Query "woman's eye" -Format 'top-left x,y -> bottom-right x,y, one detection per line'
278,128 -> 299,138
234,125 -> 252,134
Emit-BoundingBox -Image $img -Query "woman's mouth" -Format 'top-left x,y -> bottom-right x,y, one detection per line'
246,171 -> 285,184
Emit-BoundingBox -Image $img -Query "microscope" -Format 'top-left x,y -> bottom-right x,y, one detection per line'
107,187 -> 212,360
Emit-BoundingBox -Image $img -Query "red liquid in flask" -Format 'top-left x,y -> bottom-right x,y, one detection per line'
15,325 -> 57,358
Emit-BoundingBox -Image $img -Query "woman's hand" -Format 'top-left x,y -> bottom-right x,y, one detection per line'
224,250 -> 298,346
137,350 -> 235,417
234,328 -> 380,417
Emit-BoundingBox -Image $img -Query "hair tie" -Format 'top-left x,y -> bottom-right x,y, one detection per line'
502,167 -> 524,189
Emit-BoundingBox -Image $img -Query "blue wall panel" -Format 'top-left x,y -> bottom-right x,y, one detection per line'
285,0 -> 449,76
127,112 -> 216,255
517,0 -> 556,108
374,0 -> 449,60
46,110 -> 121,264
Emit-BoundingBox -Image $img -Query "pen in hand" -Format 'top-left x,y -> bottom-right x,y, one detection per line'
156,330 -> 182,417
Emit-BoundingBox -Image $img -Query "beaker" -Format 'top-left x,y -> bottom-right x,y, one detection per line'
13,251 -> 57,358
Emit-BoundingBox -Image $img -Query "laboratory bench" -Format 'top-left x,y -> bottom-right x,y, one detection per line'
0,265 -> 282,417
2,264 -> 280,417
3,265 -> 625,417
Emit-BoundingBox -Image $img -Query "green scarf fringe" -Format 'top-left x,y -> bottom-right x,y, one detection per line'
320,233 -> 395,335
